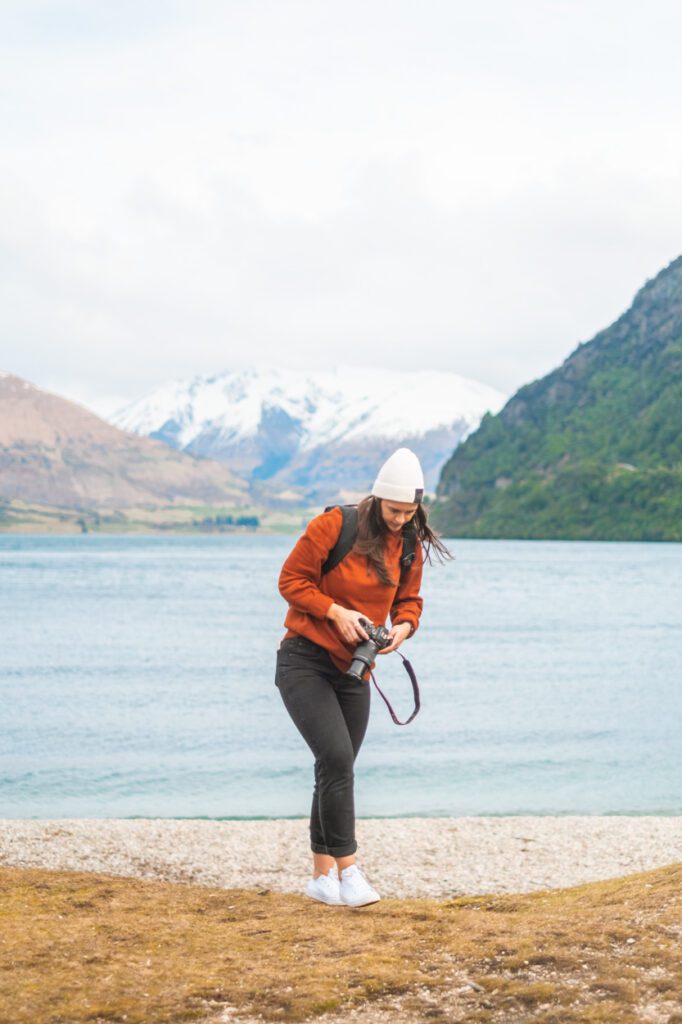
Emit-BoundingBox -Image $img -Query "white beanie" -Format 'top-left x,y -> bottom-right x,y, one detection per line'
371,448 -> 425,504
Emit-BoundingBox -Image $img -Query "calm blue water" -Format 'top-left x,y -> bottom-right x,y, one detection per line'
1,534 -> 680,818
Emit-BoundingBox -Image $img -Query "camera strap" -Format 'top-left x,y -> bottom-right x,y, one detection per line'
369,652 -> 420,726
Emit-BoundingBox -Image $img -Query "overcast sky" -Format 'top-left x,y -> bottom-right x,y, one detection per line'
2,0 -> 681,416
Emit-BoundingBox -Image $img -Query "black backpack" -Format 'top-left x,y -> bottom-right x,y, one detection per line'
321,505 -> 417,581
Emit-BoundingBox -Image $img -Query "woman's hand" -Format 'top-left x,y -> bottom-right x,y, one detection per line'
326,604 -> 370,645
377,622 -> 412,655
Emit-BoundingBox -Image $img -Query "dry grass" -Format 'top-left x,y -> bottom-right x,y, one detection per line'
1,863 -> 680,1024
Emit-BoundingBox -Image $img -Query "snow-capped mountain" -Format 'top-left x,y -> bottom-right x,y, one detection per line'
111,366 -> 506,503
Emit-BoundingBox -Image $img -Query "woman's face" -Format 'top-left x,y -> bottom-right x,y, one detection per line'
379,499 -> 419,533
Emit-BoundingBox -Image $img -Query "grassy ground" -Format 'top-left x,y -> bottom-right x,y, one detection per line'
1,864 -> 680,1024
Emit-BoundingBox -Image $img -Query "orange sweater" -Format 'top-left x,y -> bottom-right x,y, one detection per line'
278,506 -> 424,672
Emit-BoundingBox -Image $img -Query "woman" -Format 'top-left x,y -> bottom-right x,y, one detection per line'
276,447 -> 451,908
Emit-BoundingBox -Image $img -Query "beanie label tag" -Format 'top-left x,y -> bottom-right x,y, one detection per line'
414,488 -> 424,503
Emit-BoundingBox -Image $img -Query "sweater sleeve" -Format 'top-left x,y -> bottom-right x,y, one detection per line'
389,541 -> 424,634
278,508 -> 343,620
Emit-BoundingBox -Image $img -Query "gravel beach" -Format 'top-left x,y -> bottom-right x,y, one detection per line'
1,817 -> 680,897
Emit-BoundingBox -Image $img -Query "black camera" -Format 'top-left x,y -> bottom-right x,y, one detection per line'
346,618 -> 392,682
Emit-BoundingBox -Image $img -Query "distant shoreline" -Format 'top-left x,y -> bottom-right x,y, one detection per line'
4,498 -> 682,541
0,522 -> 278,535
0,498 -> 305,535
2,524 -> 682,543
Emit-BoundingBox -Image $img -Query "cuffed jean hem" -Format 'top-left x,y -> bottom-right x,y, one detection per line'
311,839 -> 358,857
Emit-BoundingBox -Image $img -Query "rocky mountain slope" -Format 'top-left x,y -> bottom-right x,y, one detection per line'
433,255 -> 682,540
111,366 -> 505,503
0,374 -> 247,509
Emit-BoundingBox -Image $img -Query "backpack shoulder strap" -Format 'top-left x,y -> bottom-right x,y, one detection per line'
321,505 -> 358,575
321,504 -> 417,581
399,524 -> 418,581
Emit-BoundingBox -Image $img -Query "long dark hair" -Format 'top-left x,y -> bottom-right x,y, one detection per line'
353,495 -> 453,587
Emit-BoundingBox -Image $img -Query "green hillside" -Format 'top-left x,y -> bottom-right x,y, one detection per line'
433,255 -> 682,540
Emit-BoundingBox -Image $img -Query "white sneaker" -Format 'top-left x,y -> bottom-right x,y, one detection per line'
305,867 -> 344,906
339,864 -> 381,907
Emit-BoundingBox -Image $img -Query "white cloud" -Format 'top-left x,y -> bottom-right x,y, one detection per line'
1,0 -> 681,415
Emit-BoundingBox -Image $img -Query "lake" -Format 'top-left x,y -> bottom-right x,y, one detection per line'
1,534 -> 680,818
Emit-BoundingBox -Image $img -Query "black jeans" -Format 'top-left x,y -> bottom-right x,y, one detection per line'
275,636 -> 371,857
